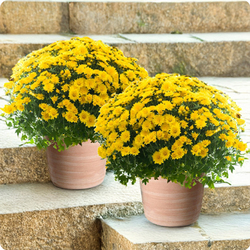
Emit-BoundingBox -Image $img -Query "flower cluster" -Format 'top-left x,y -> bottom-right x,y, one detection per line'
1,37 -> 148,150
96,73 -> 248,188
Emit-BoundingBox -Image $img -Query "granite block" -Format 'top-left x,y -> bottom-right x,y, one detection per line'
69,1 -> 250,34
0,1 -> 69,34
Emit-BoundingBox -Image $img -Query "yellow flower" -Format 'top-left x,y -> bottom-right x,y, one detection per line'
113,139 -> 123,151
192,132 -> 199,140
51,96 -> 58,104
225,138 -> 234,148
109,132 -> 118,142
120,74 -> 129,85
4,81 -> 15,89
156,130 -> 163,140
121,146 -> 131,156
195,119 -> 206,129
69,87 -> 79,102
200,148 -> 209,158
163,100 -> 174,111
235,141 -> 247,151
219,133 -> 227,141
83,67 -> 93,78
1,104 -> 15,114
190,111 -> 199,120
43,83 -> 54,93
76,65 -> 86,75
159,147 -> 170,160
48,107 -> 58,119
142,120 -> 153,131
171,148 -> 185,160
152,151 -> 164,165
153,115 -> 164,126
130,147 -> 140,155
169,123 -> 181,138
140,107 -> 151,118
121,131 -> 130,142
133,134 -> 143,147
65,111 -> 78,123
36,94 -> 44,100
97,84 -> 107,94
125,70 -> 136,81
79,110 -> 89,123
85,114 -> 96,127
180,120 -> 188,129
41,111 -> 50,121
164,114 -> 175,124
237,118 -> 245,126
62,84 -> 69,92
191,144 -> 201,156
16,102 -> 25,111
98,146 -> 107,159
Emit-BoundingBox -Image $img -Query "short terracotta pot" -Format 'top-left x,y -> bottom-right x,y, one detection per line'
46,140 -> 106,189
140,177 -> 204,227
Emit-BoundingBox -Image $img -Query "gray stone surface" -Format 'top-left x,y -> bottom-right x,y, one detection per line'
0,172 -> 142,214
0,1 -> 69,34
69,1 -> 250,34
0,33 -> 250,78
0,202 -> 143,250
101,213 -> 250,250
1,0 -> 249,34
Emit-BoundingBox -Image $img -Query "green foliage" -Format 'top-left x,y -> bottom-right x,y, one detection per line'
96,73 -> 248,188
1,37 -> 148,151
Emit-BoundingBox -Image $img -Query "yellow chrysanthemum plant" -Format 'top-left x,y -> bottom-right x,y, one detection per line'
95,73 -> 248,188
1,37 -> 148,151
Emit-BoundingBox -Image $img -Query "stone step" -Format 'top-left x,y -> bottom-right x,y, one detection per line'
0,173 -> 143,249
101,212 -> 250,250
0,0 -> 249,35
0,32 -> 250,78
0,174 -> 249,249
1,77 -> 250,185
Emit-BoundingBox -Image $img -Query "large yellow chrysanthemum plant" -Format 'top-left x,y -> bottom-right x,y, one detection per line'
1,37 -> 148,151
96,73 -> 248,188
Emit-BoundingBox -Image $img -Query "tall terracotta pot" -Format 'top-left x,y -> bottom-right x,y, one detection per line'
46,140 -> 106,189
140,177 -> 204,227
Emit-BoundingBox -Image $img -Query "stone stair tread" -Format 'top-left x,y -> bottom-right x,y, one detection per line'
102,212 -> 250,246
0,32 -> 249,44
121,32 -> 250,43
0,33 -> 129,45
0,172 -> 141,215
0,172 -> 249,216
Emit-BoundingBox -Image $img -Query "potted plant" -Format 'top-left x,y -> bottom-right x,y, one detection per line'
1,37 -> 148,189
95,73 -> 248,226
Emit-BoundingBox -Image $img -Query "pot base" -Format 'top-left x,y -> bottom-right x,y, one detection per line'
47,141 -> 106,189
140,177 -> 204,227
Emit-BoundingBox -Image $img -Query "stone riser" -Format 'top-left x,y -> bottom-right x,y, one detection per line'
0,1 -> 249,35
0,147 -> 49,185
0,35 -> 250,78
0,202 -> 143,250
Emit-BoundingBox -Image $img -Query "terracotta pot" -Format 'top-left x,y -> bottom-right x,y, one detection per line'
140,177 -> 204,227
46,140 -> 106,189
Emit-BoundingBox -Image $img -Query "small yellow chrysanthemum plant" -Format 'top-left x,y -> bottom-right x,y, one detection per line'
96,73 -> 248,188
1,37 -> 148,151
